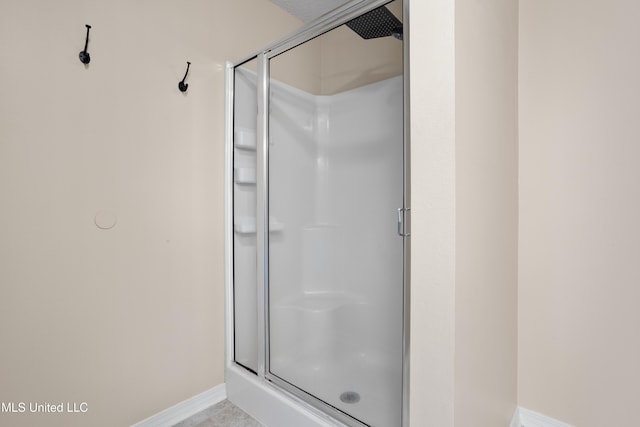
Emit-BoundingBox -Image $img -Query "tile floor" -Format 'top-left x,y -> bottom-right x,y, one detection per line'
173,399 -> 264,427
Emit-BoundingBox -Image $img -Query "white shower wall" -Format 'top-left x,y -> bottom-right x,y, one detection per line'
233,68 -> 404,426
269,74 -> 404,426
233,65 -> 259,371
268,74 -> 404,304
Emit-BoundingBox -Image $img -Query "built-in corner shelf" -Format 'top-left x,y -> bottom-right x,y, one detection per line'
234,167 -> 256,184
234,128 -> 257,151
234,216 -> 284,235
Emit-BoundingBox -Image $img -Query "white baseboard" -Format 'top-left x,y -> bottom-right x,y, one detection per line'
510,407 -> 522,427
131,383 -> 226,427
512,407 -> 575,427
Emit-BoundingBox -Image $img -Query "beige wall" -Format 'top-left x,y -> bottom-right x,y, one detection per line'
270,36 -> 323,95
11,0 -> 639,426
319,0 -> 403,95
409,0 -> 457,425
519,0 -> 640,425
271,0 -> 403,96
0,1 -> 302,426
409,0 -> 518,425
454,0 -> 519,426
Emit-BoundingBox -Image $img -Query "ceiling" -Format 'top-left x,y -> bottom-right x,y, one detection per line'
269,0 -> 351,23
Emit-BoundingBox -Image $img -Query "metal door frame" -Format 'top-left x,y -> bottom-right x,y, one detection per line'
225,1 -> 411,425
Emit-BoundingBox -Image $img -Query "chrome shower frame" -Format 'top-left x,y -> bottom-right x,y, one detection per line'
224,0 -> 411,425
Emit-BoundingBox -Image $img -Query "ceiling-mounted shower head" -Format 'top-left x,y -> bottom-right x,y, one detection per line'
346,6 -> 403,40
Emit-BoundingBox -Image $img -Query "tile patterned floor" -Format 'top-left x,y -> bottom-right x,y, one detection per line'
173,399 -> 264,427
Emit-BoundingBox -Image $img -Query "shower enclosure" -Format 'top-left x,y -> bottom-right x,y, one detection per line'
224,1 -> 409,426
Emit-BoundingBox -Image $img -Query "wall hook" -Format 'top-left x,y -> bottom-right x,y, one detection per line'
79,24 -> 92,64
178,62 -> 191,92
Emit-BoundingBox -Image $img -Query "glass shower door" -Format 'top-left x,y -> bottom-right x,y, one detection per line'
232,58 -> 260,373
266,3 -> 405,425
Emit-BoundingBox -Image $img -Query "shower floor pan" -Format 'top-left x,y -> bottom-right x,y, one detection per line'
270,347 -> 402,426
268,292 -> 402,426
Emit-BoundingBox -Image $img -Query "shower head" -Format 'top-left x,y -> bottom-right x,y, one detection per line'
346,6 -> 403,40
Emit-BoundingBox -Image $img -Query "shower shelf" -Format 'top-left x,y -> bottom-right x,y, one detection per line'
234,167 -> 256,184
234,216 -> 284,234
234,128 -> 257,151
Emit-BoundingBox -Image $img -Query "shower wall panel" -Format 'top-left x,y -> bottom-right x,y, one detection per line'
319,76 -> 404,364
267,80 -> 318,316
233,66 -> 259,372
268,75 -> 404,426
233,67 -> 404,426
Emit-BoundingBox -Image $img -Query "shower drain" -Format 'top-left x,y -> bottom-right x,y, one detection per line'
339,391 -> 361,404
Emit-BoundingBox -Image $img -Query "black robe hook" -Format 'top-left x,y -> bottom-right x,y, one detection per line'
178,62 -> 191,92
79,24 -> 92,64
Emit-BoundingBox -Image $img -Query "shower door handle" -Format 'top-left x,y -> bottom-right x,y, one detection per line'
397,208 -> 410,237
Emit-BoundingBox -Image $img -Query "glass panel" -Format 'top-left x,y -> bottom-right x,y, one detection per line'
233,58 -> 259,373
268,2 -> 404,425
